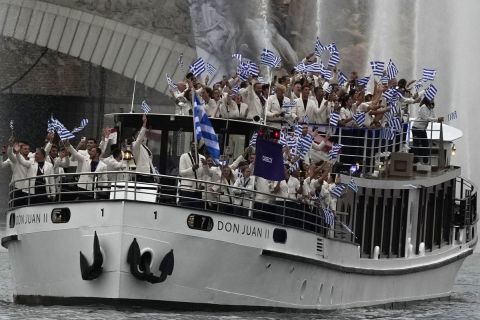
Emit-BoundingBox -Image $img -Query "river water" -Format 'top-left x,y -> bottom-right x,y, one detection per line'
0,253 -> 478,319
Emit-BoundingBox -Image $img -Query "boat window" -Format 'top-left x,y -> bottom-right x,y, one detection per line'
51,208 -> 71,223
187,214 -> 213,231
9,213 -> 15,228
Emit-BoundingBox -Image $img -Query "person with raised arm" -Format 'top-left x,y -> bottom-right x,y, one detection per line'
132,114 -> 156,182
7,137 -> 32,206
15,146 -> 55,204
64,139 -> 108,199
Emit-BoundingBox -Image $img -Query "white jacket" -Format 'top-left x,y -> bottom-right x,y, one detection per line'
7,146 -> 32,191
68,145 -> 108,191
232,176 -> 255,206
292,95 -> 320,123
15,153 -> 55,196
132,126 -> 155,174
178,152 -> 205,190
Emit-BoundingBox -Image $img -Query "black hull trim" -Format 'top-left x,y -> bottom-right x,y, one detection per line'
262,248 -> 473,275
13,294 -> 452,312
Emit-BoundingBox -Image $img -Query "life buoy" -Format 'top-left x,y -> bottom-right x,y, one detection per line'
79,231 -> 103,280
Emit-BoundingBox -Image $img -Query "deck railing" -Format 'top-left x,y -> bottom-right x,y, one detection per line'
298,121 -> 444,175
8,171 -> 354,242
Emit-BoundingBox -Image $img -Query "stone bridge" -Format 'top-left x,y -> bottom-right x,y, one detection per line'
0,0 -> 198,95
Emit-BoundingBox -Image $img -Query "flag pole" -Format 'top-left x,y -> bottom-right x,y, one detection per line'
130,75 -> 137,113
192,88 -> 199,161
263,67 -> 273,125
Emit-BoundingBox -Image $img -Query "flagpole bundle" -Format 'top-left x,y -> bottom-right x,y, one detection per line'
130,75 -> 137,113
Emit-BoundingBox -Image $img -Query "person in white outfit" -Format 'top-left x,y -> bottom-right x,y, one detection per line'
211,166 -> 236,213
266,84 -> 291,126
15,147 -> 55,204
292,84 -> 321,123
132,114 -> 156,181
232,167 -> 255,216
65,140 -> 108,200
7,138 -> 32,206
178,141 -> 205,208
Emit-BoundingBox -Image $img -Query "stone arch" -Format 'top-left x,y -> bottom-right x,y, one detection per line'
0,0 -> 197,95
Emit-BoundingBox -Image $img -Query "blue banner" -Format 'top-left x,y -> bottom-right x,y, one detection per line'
253,137 -> 285,181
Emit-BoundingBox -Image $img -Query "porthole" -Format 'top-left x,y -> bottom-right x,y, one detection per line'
187,214 -> 213,231
273,228 -> 287,243
51,208 -> 71,223
8,213 -> 15,228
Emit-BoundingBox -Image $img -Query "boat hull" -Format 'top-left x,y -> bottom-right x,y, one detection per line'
4,201 -> 473,311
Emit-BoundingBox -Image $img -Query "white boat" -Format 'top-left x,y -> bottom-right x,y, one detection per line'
2,113 -> 477,311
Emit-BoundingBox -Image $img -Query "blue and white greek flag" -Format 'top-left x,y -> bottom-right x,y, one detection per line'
370,60 -> 385,77
193,94 -> 220,161
58,125 -> 75,140
315,37 -> 325,57
297,134 -> 313,159
424,84 -> 438,102
295,62 -> 306,72
380,127 -> 396,140
326,42 -> 338,54
305,62 -> 323,73
348,177 -> 359,192
287,134 -> 297,149
279,129 -> 288,147
205,63 -> 217,76
141,100 -> 151,114
232,53 -> 242,63
189,57 -> 206,77
380,75 -> 389,84
328,51 -> 340,68
388,116 -> 402,132
260,48 -> 281,68
288,161 -> 300,173
324,85 -> 333,94
321,68 -> 333,81
323,207 -> 335,226
387,59 -> 399,80
338,71 -> 348,86
329,143 -> 343,161
9,120 -> 13,130
423,68 -> 436,81
329,111 -> 340,126
237,69 -> 249,81
231,84 -> 240,96
49,117 -> 74,140
447,110 -> 458,121
238,61 -> 259,77
71,118 -> 89,134
247,61 -> 260,76
352,112 -> 366,127
249,132 -> 258,147
414,79 -> 424,92
47,116 -> 57,132
330,183 -> 346,198
383,88 -> 400,102
166,74 -> 177,90
357,76 -> 370,86
383,109 -> 393,123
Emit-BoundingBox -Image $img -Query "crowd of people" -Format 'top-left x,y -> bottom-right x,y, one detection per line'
2,51 -> 445,231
